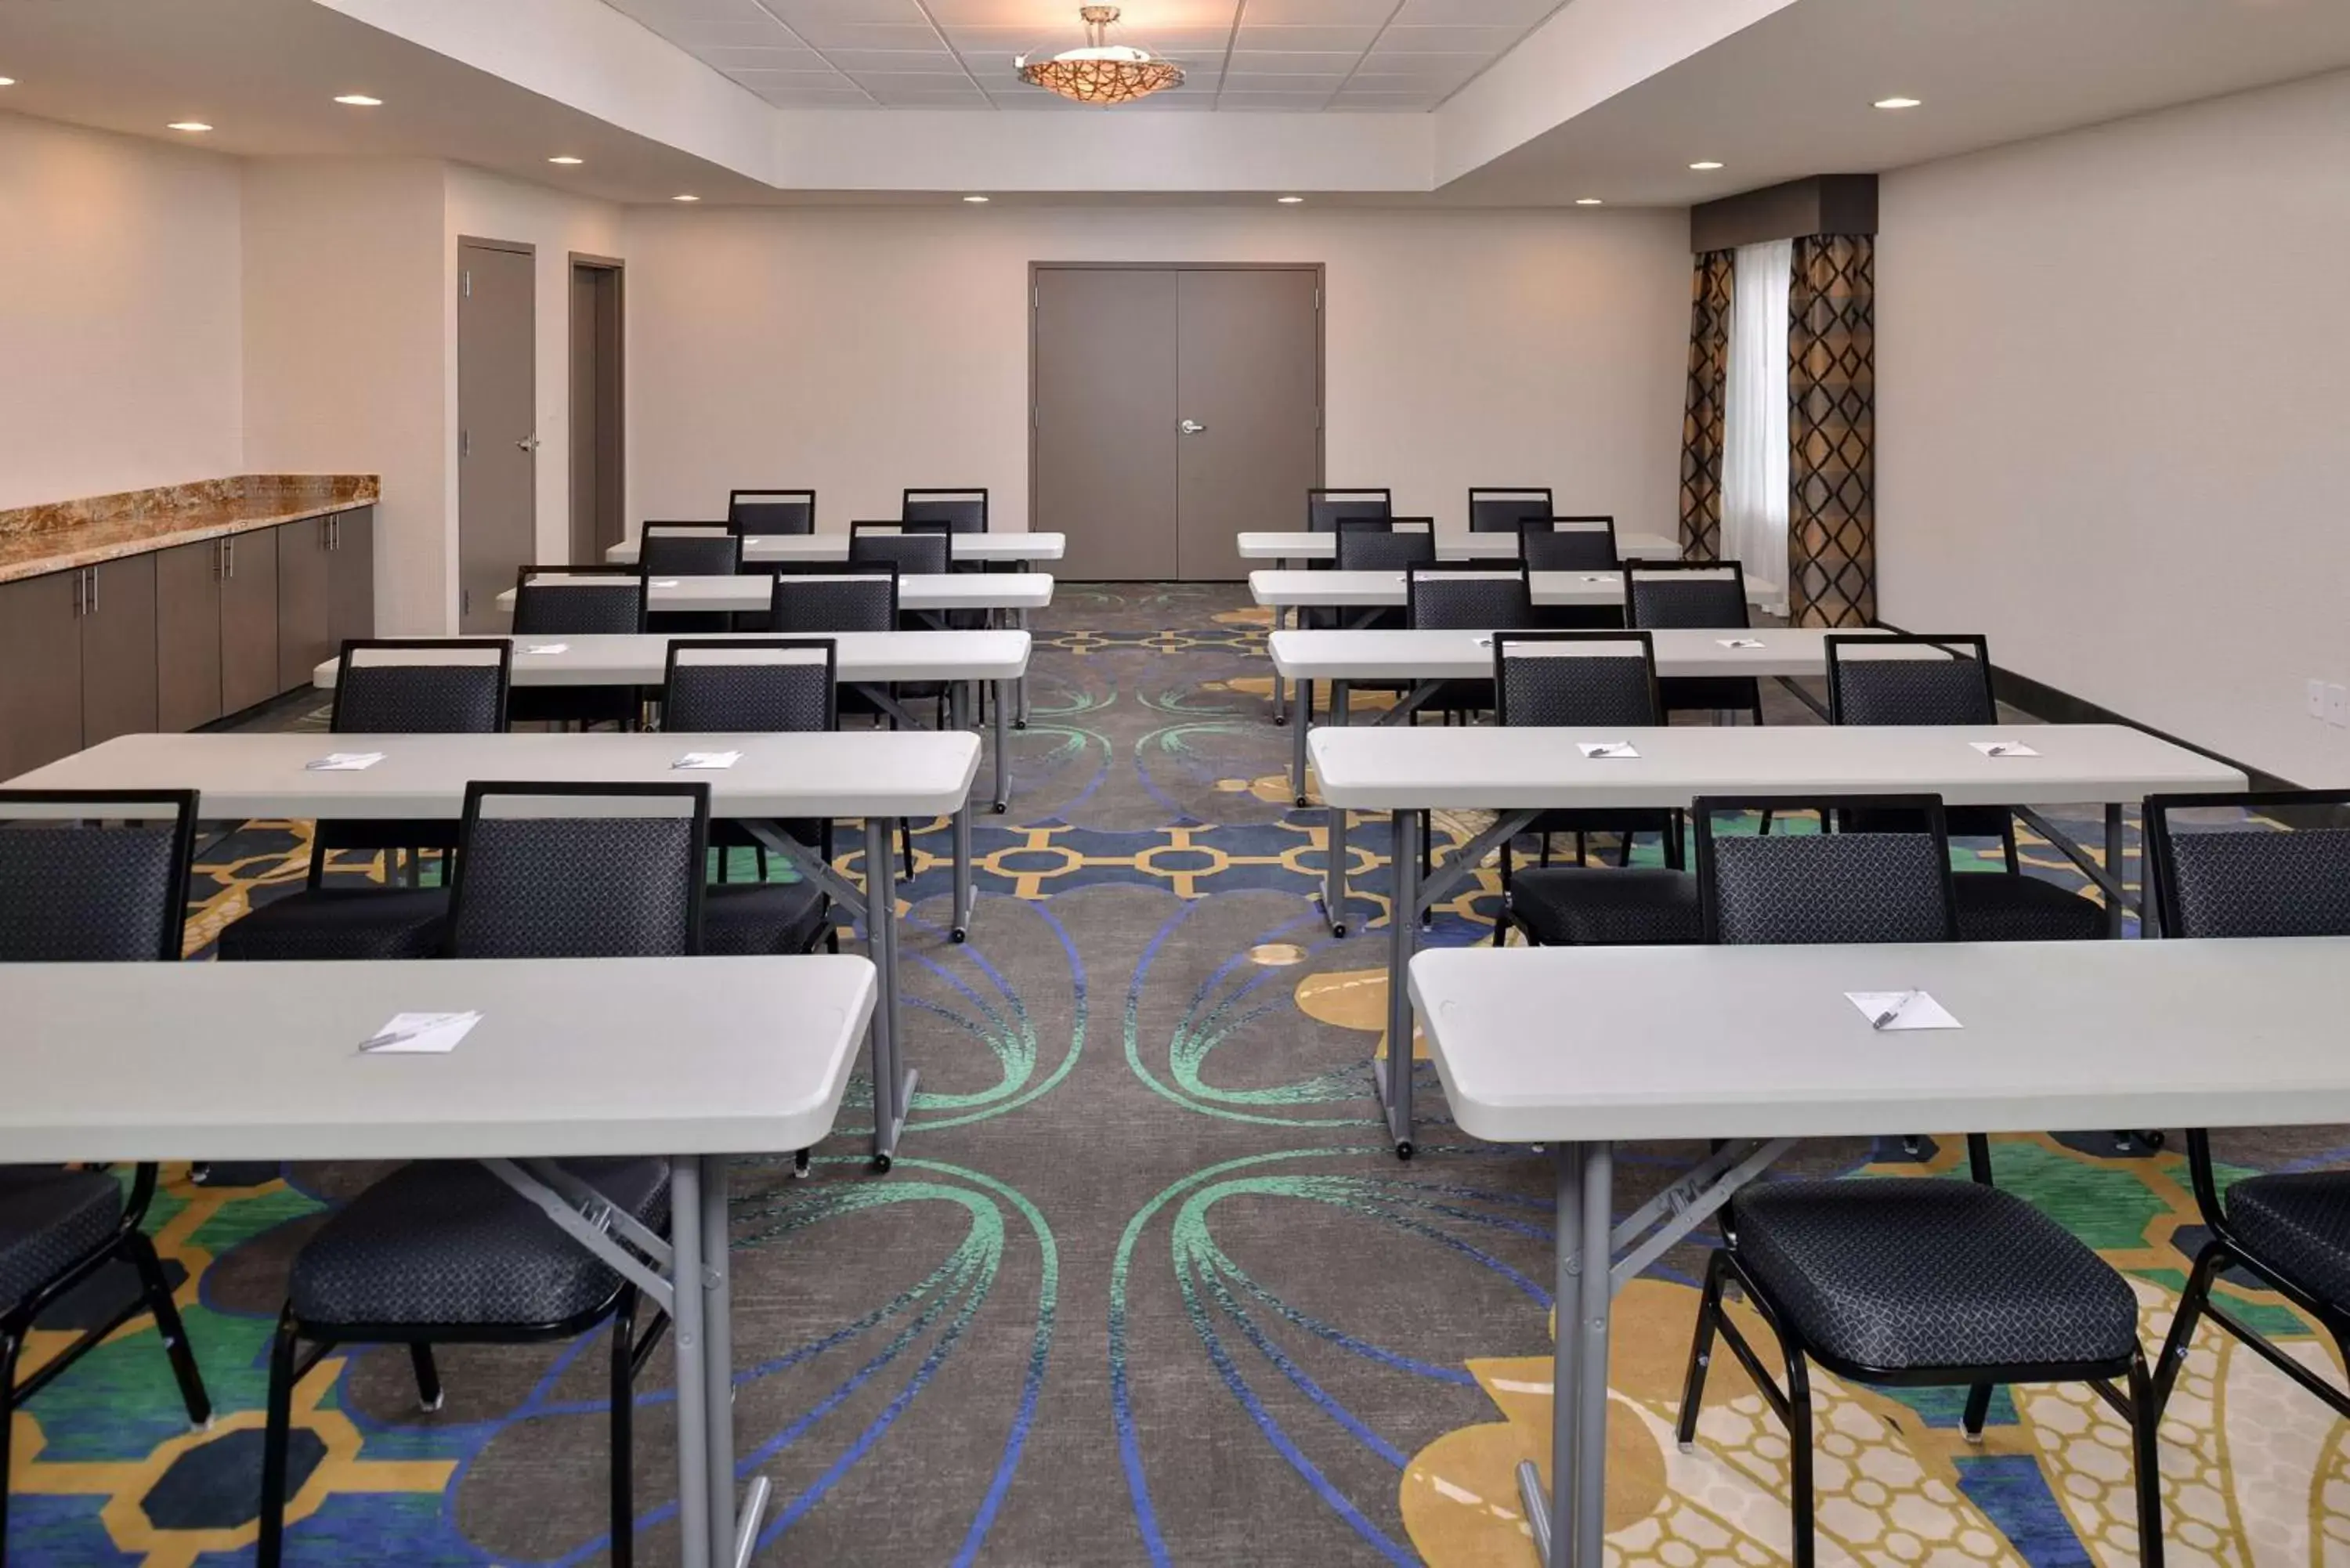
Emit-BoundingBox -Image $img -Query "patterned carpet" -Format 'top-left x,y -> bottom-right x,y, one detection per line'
11,583 -> 2345,1566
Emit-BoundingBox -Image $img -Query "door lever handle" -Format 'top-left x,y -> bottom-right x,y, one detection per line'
1178,419 -> 1206,435
518,435 -> 542,453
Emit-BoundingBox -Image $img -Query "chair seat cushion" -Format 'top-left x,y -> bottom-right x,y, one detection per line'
291,1158 -> 669,1329
217,888 -> 450,962
1952,874 -> 2106,943
702,880 -> 829,956
1508,868 -> 1701,947
1733,1178 -> 2139,1372
0,1169 -> 123,1310
2226,1172 -> 2350,1311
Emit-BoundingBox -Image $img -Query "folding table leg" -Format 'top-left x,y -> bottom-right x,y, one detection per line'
1518,1140 -> 1583,1568
2105,803 -> 2128,938
670,1157 -> 713,1568
696,1153 -> 768,1568
991,677 -> 1010,812
1291,679 -> 1313,806
1271,605 -> 1290,726
1371,807 -> 1421,1158
862,818 -> 916,1170
1014,609 -> 1031,729
1569,1142 -> 1614,1566
950,685 -> 975,942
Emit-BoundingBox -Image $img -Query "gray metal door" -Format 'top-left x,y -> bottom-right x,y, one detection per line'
1033,267 -> 1180,581
1175,269 -> 1321,582
458,240 -> 537,631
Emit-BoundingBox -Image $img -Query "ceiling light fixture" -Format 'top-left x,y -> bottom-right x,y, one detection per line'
1277,195 -> 1303,204
1574,197 -> 1603,206
0,78 -> 16,88
963,194 -> 990,203
548,155 -> 583,164
168,121 -> 213,132
1018,6 -> 1183,106
334,94 -> 383,107
1688,160 -> 1723,171
1874,96 -> 1922,110
674,194 -> 700,202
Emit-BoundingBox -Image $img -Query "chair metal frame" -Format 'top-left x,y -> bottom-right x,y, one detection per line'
1305,487 -> 1392,533
1467,486 -> 1553,533
901,487 -> 989,533
727,489 -> 815,536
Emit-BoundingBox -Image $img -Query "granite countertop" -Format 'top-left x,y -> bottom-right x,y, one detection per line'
0,475 -> 379,585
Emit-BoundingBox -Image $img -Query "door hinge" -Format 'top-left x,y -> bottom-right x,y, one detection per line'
461,587 -> 472,615
1314,287 -> 1321,311
461,269 -> 472,299
461,430 -> 472,459
1032,286 -> 1039,309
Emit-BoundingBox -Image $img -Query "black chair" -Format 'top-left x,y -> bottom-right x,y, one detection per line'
1333,517 -> 1436,573
1677,793 -> 2160,1568
257,782 -> 708,1568
662,638 -> 843,956
219,641 -> 512,963
511,566 -> 648,728
1623,561 -> 1762,725
1406,564 -> 1534,722
762,567 -> 916,871
1468,486 -> 1553,533
1306,487 -> 1391,535
0,790 -> 212,1555
1490,632 -> 1695,948
2145,789 -> 2350,1426
849,521 -> 951,583
728,488 -> 815,535
639,524 -> 742,578
1521,518 -> 1625,630
902,488 -> 987,533
1825,634 -> 2103,943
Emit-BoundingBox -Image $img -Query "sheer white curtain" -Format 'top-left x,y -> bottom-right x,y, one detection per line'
1723,238 -> 1791,612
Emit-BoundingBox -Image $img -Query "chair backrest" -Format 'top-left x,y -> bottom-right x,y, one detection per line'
331,640 -> 512,734
728,490 -> 815,536
1336,517 -> 1437,573
641,525 -> 744,578
768,567 -> 899,634
848,521 -> 951,576
1493,631 -> 1659,728
2146,789 -> 2350,938
1825,634 -> 1996,727
1469,487 -> 1553,533
902,488 -> 988,533
1694,794 -> 1958,945
0,791 -> 199,962
1307,488 -> 1391,532
662,639 -> 837,734
1624,561 -> 1750,630
446,782 -> 709,958
512,566 -> 647,635
1519,516 -> 1618,572
1407,565 -> 1534,630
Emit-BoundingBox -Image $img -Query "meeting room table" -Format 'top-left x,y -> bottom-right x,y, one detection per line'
1236,528 -> 1684,565
606,531 -> 1065,569
1410,936 -> 2350,1568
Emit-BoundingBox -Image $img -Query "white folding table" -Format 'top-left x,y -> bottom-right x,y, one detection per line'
1411,937 -> 2350,1568
1307,721 -> 2247,1151
311,630 -> 1030,813
0,952 -> 873,1568
6,729 -> 982,1165
607,532 -> 1065,568
495,573 -> 1055,619
1237,529 -> 1683,564
1267,627 -> 1882,804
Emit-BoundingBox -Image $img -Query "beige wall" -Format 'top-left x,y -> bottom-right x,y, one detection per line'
1878,70 -> 2350,786
242,158 -> 448,634
0,112 -> 244,511
620,204 -> 1690,541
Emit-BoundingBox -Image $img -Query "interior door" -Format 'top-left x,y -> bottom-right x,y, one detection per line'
1175,269 -> 1321,582
1032,268 -> 1180,581
569,260 -> 624,565
459,240 -> 537,631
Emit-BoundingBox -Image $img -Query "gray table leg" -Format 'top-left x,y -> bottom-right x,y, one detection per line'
697,1154 -> 744,1562
1371,806 -> 1421,1158
991,677 -> 1010,812
671,1155 -> 713,1568
951,684 -> 975,942
1570,1141 -> 1614,1567
1014,608 -> 1031,729
1517,1140 -> 1585,1568
1321,798 -> 1350,939
863,817 -> 914,1169
2105,803 -> 2127,938
1271,602 -> 1290,726
1291,679 -> 1313,805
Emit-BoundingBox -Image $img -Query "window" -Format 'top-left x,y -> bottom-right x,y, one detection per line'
1723,238 -> 1791,612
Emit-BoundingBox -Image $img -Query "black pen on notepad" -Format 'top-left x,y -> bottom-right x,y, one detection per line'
1871,991 -> 1920,1031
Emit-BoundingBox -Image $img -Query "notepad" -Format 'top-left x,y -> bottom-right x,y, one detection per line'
1577,742 -> 1640,760
1579,574 -> 1614,583
1846,991 -> 1961,1031
1717,637 -> 1764,650
673,750 -> 742,770
306,752 -> 384,771
650,579 -> 682,588
359,1010 -> 481,1055
522,642 -> 569,655
1971,740 -> 2041,757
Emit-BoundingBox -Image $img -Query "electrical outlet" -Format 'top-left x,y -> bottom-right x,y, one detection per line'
2312,679 -> 2330,719
2330,685 -> 2350,729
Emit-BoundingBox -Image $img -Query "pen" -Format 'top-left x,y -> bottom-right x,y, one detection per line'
358,1011 -> 479,1052
1871,991 -> 1918,1031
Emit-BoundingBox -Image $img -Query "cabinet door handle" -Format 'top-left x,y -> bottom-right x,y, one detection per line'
225,538 -> 234,580
327,515 -> 338,551
70,568 -> 84,617
84,566 -> 95,616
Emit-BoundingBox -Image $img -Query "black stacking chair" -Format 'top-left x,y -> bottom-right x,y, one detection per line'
1332,518 -> 1434,635
1468,486 -> 1553,533
902,488 -> 988,533
662,639 -> 841,956
2146,789 -> 2350,1425
0,790 -> 212,1550
258,782 -> 708,1568
510,566 -> 648,728
728,488 -> 815,535
219,641 -> 511,963
1407,564 -> 1535,722
1490,632 -> 1695,948
639,523 -> 741,577
1623,561 -> 1762,725
1306,487 -> 1391,540
1677,794 -> 2160,1567
763,568 -> 916,873
849,522 -> 950,593
1521,518 -> 1624,630
1825,634 -> 2102,943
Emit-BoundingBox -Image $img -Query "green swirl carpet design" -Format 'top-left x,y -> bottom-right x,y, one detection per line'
13,583 -> 2343,1565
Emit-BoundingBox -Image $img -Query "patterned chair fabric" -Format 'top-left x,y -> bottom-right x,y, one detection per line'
663,656 -> 833,735
448,813 -> 701,959
702,882 -> 830,956
728,492 -> 813,535
641,531 -> 743,578
768,573 -> 896,634
1508,868 -> 1700,946
1626,571 -> 1747,630
0,1169 -> 125,1310
291,1158 -> 670,1328
218,888 -> 451,962
849,527 -> 949,576
1952,876 -> 2105,942
1706,830 -> 1952,945
1335,525 -> 1435,573
0,820 -> 188,962
1407,569 -> 1533,631
2160,828 -> 2350,938
333,658 -> 507,735
513,576 -> 645,636
1495,643 -> 1657,728
1468,490 -> 1552,533
2222,1175 -> 2350,1311
1830,648 -> 1994,727
902,491 -> 987,533
1732,1178 -> 2142,1370
1307,490 -> 1390,532
1520,524 -> 1618,573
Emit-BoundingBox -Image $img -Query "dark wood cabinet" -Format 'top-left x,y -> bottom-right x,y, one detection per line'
155,540 -> 224,733
0,572 -> 85,781
277,515 -> 334,692
80,555 -> 157,748
219,530 -> 280,715
327,507 -> 375,654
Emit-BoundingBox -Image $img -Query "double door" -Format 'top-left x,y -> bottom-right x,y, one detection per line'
1033,266 -> 1321,582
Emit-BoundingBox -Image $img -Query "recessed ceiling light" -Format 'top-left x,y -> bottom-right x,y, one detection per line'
1574,197 -> 1603,206
548,155 -> 583,165
674,193 -> 700,202
334,93 -> 382,107
168,121 -> 213,132
1688,160 -> 1723,171
1277,195 -> 1304,204
963,194 -> 990,203
1874,96 -> 1922,110
0,78 -> 16,88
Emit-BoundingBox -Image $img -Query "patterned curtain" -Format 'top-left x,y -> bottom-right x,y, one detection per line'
1788,234 -> 1875,626
1677,251 -> 1734,559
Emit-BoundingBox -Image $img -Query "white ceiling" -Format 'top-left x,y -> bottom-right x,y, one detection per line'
598,0 -> 1571,111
